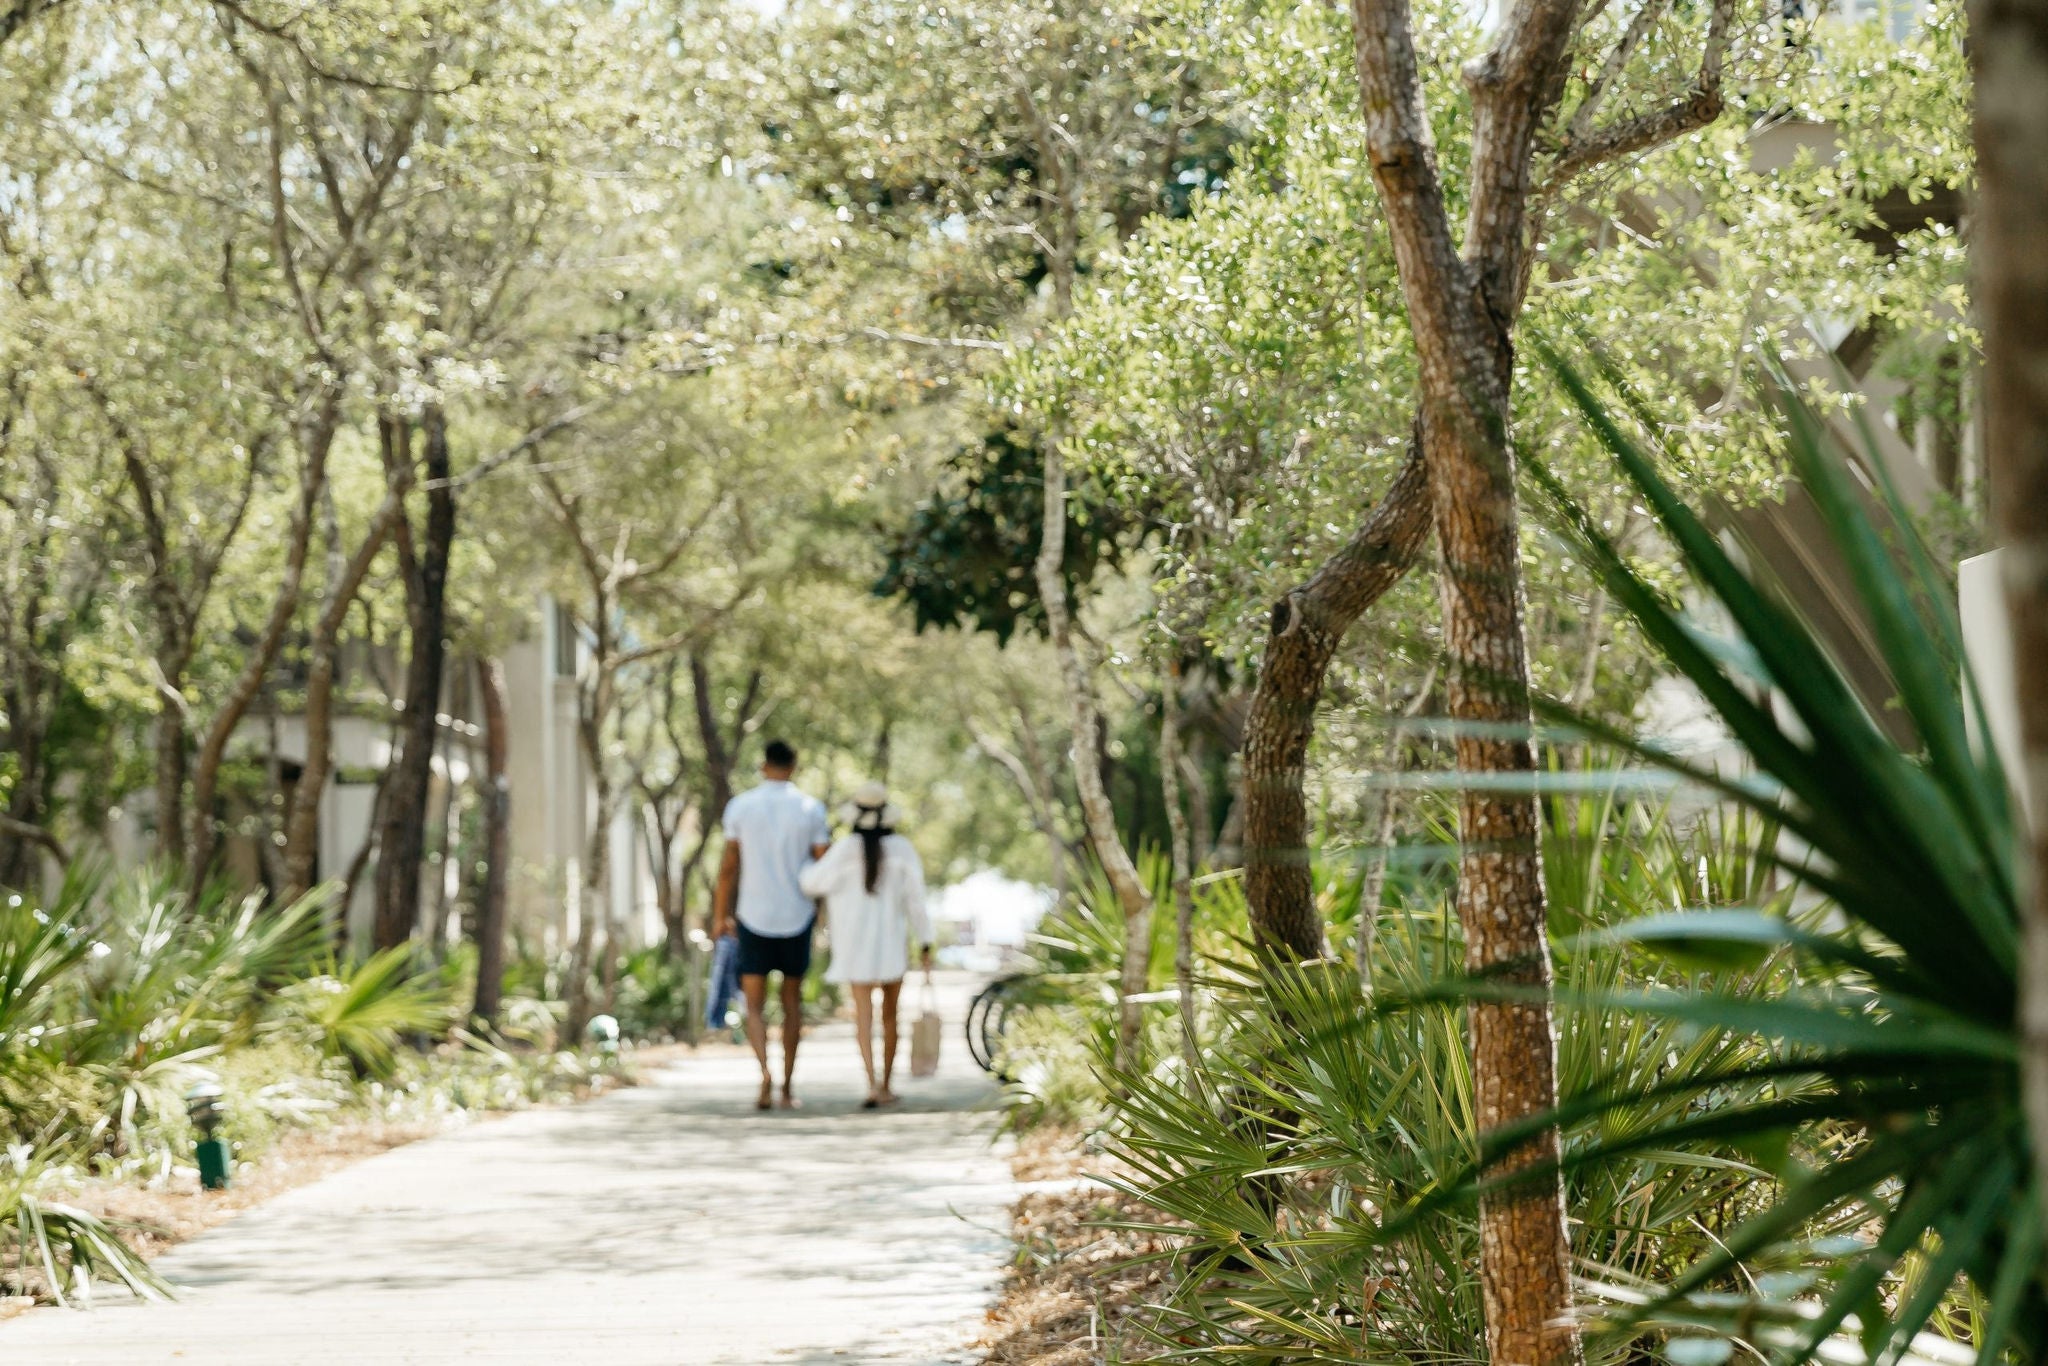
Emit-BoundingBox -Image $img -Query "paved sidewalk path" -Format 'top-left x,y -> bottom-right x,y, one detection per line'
3,974 -> 1012,1365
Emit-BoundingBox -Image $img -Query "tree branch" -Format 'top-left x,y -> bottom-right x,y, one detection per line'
1243,431 -> 1432,960
444,399 -> 610,491
0,811 -> 67,864
1562,0 -> 1674,147
1349,0 -> 1472,364
1549,0 -> 1736,187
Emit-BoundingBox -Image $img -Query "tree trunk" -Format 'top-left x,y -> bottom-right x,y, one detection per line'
1182,745 -> 1215,871
1971,0 -> 2048,1233
420,764 -> 457,961
373,406 -> 456,952
645,798 -> 702,1043
258,706 -> 291,896
472,656 -> 512,1028
967,714 -> 1073,906
1160,665 -> 1201,1077
584,772 -> 620,1025
1349,0 -> 1585,1353
188,395 -> 341,888
279,484 -> 404,903
688,651 -> 746,821
1429,377 -> 1576,1366
648,804 -> 680,954
340,764 -> 392,951
0,812 -> 65,872
1034,439 -> 1154,1075
1241,438 -> 1431,962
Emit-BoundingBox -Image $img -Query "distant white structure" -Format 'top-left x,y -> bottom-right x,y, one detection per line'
181,592 -> 657,957
929,869 -> 1053,950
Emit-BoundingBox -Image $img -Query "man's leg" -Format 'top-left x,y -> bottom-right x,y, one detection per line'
777,972 -> 805,1106
742,972 -> 773,1109
852,984 -> 878,1101
879,979 -> 903,1101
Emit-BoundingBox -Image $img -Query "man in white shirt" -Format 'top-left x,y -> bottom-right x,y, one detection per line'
712,739 -> 830,1110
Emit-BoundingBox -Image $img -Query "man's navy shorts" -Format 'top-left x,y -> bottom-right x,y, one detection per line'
736,919 -> 814,980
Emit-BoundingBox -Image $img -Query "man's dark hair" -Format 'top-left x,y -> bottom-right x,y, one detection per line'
763,739 -> 798,770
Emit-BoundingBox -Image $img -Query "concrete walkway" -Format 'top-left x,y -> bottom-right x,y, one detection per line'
3,974 -> 1012,1365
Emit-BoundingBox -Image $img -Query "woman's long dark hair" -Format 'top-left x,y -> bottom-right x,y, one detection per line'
853,805 -> 894,894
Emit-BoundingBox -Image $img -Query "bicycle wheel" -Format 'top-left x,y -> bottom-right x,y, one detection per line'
965,982 -> 1003,1073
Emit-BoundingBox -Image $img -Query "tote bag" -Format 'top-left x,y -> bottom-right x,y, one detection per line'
910,974 -> 942,1077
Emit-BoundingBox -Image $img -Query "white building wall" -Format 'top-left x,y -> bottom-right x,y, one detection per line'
1961,550 -> 2028,820
98,590 -> 661,960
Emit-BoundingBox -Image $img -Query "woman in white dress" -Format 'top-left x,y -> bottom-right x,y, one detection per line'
799,782 -> 932,1107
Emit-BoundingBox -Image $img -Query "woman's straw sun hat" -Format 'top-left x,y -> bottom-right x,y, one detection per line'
843,781 -> 902,828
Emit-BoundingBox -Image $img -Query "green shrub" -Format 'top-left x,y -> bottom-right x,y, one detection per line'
1095,804 -> 1789,1364
613,945 -> 701,1042
267,945 -> 459,1079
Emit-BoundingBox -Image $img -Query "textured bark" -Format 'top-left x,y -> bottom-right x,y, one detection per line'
1160,664 -> 1201,1076
1349,0 -> 1592,1350
1242,437 -> 1432,963
1970,0 -> 2048,1235
373,407 -> 456,952
472,656 -> 511,1027
1035,441 -> 1154,1075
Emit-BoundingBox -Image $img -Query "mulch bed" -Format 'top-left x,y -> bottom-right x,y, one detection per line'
978,1127 -> 1185,1365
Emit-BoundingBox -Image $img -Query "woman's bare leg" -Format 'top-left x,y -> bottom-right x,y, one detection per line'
851,983 -> 879,1100
879,979 -> 904,1101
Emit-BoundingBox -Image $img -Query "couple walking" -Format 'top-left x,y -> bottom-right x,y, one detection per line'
709,739 -> 933,1111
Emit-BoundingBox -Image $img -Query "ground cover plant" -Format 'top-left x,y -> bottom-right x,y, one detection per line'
995,807 -> 1793,1363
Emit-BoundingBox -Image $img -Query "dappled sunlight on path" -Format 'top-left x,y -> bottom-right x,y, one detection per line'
2,974 -> 1012,1365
